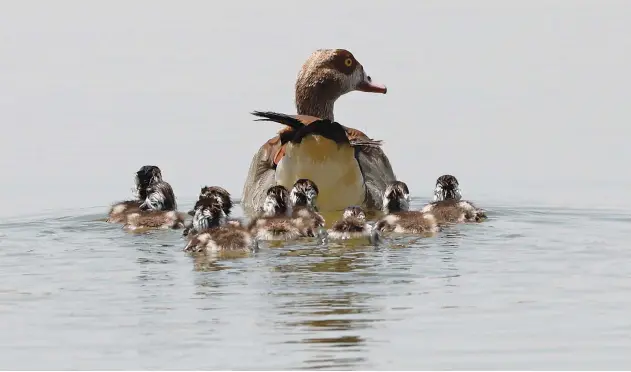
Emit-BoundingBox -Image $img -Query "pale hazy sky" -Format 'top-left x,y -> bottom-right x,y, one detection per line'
1,0 -> 630,217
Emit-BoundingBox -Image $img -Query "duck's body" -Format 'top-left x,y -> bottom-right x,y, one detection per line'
421,175 -> 487,224
374,181 -> 439,235
327,206 -> 379,243
184,197 -> 258,254
107,165 -> 163,223
242,49 -> 395,215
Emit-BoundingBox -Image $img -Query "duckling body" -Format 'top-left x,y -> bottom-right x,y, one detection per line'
422,175 -> 487,224
108,200 -> 142,223
421,200 -> 486,224
289,178 -> 325,237
107,165 -> 164,223
374,211 -> 439,234
184,197 -> 258,254
123,210 -> 186,231
374,181 -> 439,235
247,185 -> 308,241
185,225 -> 258,254
327,206 -> 379,243
121,180 -> 183,231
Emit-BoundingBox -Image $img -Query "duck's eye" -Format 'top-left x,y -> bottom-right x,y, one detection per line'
344,58 -> 353,67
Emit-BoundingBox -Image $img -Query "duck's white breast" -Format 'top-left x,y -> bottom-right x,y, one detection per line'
275,136 -> 365,211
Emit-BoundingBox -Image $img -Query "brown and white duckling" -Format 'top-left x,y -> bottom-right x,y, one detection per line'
433,174 -> 463,202
247,185 -> 307,241
187,186 -> 233,217
107,165 -> 163,223
374,181 -> 439,234
183,186 -> 240,236
326,206 -> 379,244
289,179 -> 325,236
184,198 -> 258,254
422,175 -> 487,224
123,181 -> 185,231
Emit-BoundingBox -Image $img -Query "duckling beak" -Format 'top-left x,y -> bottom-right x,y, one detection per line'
356,75 -> 387,94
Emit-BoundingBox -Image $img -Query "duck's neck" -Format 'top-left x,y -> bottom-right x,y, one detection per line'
295,79 -> 340,121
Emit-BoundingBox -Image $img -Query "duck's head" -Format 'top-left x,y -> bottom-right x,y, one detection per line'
383,181 -> 411,214
139,181 -> 177,211
262,185 -> 291,217
342,205 -> 367,222
191,197 -> 227,231
290,178 -> 319,211
188,186 -> 233,217
295,49 -> 387,119
433,175 -> 462,202
134,165 -> 163,199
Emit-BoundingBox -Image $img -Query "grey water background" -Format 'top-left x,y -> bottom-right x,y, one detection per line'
2,0 -> 631,369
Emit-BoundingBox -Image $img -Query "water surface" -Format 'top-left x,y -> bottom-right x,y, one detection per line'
1,198 -> 630,370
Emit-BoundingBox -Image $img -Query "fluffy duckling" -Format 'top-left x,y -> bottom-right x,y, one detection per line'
421,175 -> 487,224
107,165 -> 163,223
289,179 -> 325,237
184,198 -> 258,254
327,205 -> 379,244
247,185 -> 307,241
433,174 -> 462,201
183,186 -> 241,236
123,181 -> 185,231
187,185 -> 233,217
374,181 -> 439,234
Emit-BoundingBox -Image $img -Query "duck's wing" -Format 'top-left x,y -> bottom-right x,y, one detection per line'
241,134 -> 283,217
343,126 -> 397,211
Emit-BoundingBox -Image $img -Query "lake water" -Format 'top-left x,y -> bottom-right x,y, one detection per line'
1,197 -> 630,370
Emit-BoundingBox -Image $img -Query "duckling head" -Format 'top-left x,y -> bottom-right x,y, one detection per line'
433,175 -> 462,202
382,181 -> 410,214
290,178 -> 319,211
191,197 -> 227,231
262,185 -> 292,217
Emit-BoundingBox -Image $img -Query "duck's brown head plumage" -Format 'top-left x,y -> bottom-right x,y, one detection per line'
295,49 -> 387,120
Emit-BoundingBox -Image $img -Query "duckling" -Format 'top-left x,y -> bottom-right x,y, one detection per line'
187,186 -> 233,217
247,185 -> 306,241
107,165 -> 163,223
184,198 -> 258,254
327,205 -> 379,244
289,179 -> 325,237
373,181 -> 439,234
421,175 -> 487,224
433,174 -> 462,201
183,185 -> 241,236
122,181 -> 185,231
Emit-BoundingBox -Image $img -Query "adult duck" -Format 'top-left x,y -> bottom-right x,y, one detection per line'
241,49 -> 396,214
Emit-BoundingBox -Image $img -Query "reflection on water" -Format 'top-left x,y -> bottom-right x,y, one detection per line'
1,202 -> 631,369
